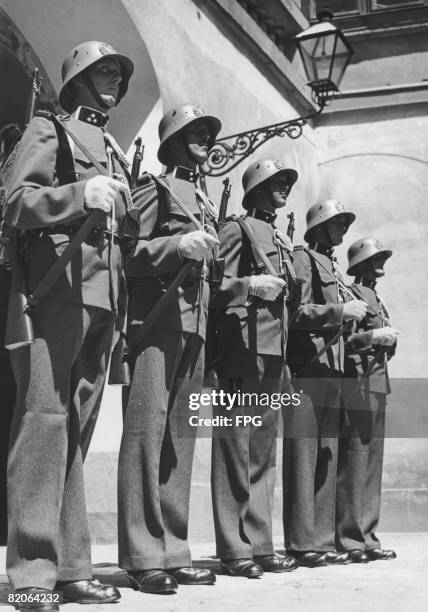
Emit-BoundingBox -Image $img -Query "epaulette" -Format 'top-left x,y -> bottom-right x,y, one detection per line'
293,244 -> 305,252
35,110 -> 69,121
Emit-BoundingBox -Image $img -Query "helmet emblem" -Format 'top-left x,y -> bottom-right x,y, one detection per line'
335,201 -> 345,212
375,239 -> 383,249
273,160 -> 283,170
99,43 -> 114,55
192,105 -> 204,118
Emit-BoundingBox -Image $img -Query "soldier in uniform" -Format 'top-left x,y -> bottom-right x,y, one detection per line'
336,237 -> 398,561
3,41 -> 134,610
211,158 -> 299,578
117,103 -> 220,594
283,200 -> 368,567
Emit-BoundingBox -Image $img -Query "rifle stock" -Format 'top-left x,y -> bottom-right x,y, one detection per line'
218,177 -> 231,224
287,212 -> 295,242
130,137 -> 144,188
5,234 -> 34,350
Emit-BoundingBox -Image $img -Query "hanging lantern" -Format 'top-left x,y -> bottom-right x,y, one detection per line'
295,9 -> 354,106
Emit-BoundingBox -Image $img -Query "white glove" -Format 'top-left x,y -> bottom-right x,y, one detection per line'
343,299 -> 368,322
178,230 -> 219,261
84,176 -> 126,213
248,274 -> 286,301
372,327 -> 399,346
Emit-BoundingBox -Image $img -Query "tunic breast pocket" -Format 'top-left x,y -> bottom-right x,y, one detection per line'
166,200 -> 202,233
317,267 -> 337,303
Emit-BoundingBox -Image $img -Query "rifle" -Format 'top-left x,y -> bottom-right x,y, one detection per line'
286,212 -> 295,242
218,177 -> 231,224
130,137 -> 144,188
26,68 -> 42,127
4,232 -> 34,349
3,67 -> 42,349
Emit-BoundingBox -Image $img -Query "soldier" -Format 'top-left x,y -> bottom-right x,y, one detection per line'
3,41 -> 134,610
211,158 -> 299,578
283,200 -> 368,567
117,103 -> 220,594
336,237 -> 398,561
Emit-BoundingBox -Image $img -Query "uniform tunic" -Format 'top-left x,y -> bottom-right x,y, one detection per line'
118,173 -> 217,571
283,246 -> 345,553
4,109 -> 129,590
211,212 -> 293,560
336,282 -> 394,551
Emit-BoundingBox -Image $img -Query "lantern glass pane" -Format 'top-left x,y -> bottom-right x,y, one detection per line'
298,44 -> 317,81
308,32 -> 336,81
330,36 -> 352,87
299,32 -> 336,82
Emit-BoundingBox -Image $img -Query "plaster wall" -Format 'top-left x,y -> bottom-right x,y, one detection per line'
122,0 -> 319,228
0,0 -> 160,149
315,111 -> 428,380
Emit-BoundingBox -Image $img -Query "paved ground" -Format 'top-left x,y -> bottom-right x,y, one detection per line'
1,533 -> 427,611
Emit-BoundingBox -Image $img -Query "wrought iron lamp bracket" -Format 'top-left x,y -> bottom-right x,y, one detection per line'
206,104 -> 325,177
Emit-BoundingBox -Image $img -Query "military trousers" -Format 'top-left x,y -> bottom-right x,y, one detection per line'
211,354 -> 284,560
282,378 -> 341,552
336,391 -> 386,551
118,327 -> 204,571
7,299 -> 115,590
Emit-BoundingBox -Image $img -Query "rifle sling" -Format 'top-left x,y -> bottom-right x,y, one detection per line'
127,261 -> 195,354
27,115 -> 110,308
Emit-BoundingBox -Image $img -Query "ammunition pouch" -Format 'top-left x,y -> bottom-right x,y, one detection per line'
118,211 -> 139,261
209,256 -> 225,298
286,277 -> 303,310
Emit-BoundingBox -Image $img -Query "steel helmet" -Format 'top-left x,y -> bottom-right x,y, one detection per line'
304,199 -> 355,242
347,237 -> 392,276
59,41 -> 134,112
157,103 -> 222,164
242,158 -> 298,209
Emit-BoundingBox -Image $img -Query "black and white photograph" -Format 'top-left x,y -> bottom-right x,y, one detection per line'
0,1 -> 427,611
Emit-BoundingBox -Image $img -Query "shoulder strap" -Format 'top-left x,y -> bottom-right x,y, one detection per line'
235,217 -> 277,277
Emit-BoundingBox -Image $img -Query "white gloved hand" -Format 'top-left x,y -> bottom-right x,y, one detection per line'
343,299 -> 368,322
84,176 -> 126,213
178,230 -> 219,261
248,274 -> 286,301
372,327 -> 399,346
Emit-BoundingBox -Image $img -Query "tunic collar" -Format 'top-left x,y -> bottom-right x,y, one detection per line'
171,166 -> 199,183
247,208 -> 277,224
74,106 -> 109,128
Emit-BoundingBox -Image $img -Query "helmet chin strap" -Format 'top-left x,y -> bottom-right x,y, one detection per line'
180,135 -> 199,169
321,223 -> 334,247
81,71 -> 111,111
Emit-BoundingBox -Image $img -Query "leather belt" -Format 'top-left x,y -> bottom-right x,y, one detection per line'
157,265 -> 210,288
41,225 -> 120,243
